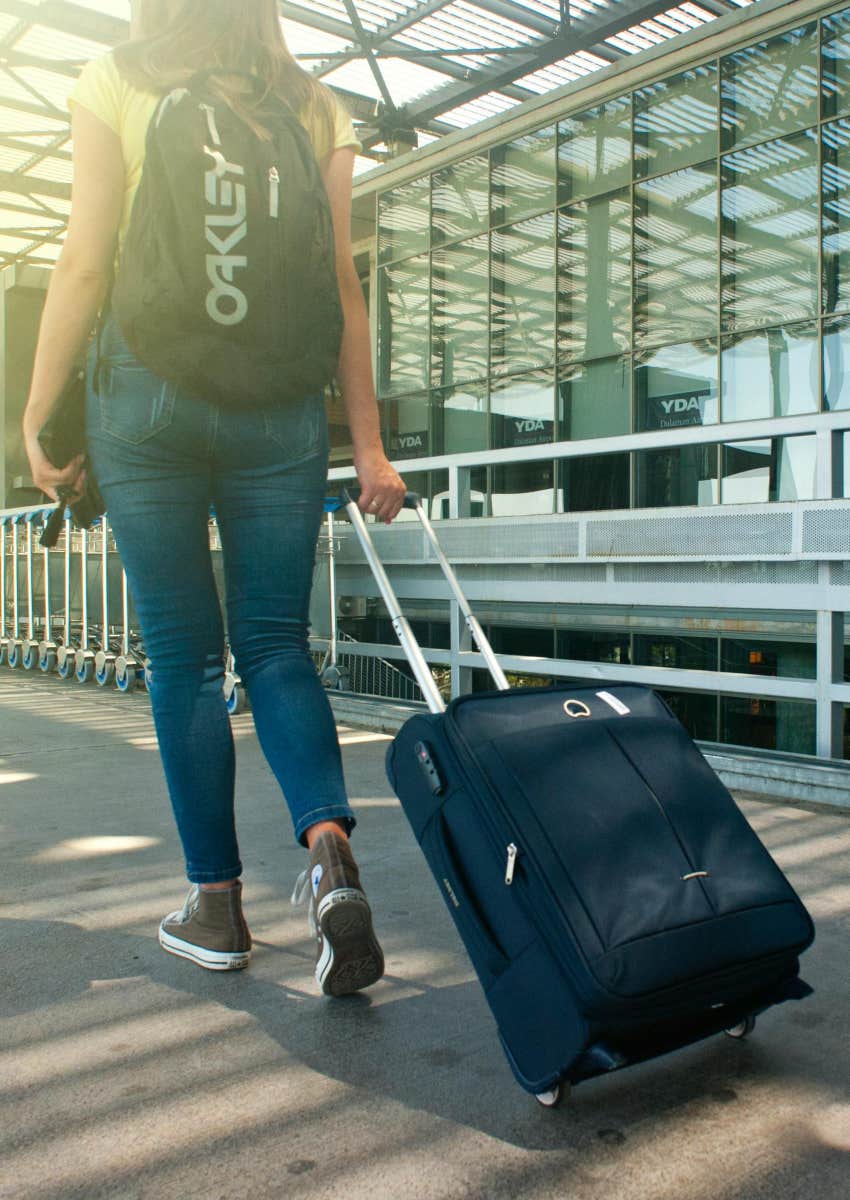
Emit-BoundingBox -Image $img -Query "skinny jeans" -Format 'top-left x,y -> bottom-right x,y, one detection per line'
85,316 -> 354,883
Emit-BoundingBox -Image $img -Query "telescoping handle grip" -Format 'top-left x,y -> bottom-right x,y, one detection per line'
338,488 -> 509,716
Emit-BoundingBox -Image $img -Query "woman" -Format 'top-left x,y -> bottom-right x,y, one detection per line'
22,0 -> 406,996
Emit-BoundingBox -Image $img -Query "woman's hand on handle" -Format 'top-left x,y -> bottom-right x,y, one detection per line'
355,450 -> 406,524
22,425 -> 86,504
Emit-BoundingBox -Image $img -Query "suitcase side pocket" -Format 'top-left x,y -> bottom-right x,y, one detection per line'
421,811 -> 510,983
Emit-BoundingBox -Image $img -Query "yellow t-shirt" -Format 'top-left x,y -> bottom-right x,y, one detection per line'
68,52 -> 359,250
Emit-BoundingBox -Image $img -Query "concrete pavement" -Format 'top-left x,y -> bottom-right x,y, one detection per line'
1,671 -> 849,1200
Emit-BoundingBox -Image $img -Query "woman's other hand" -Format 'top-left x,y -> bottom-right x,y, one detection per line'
355,449 -> 406,523
22,424 -> 86,503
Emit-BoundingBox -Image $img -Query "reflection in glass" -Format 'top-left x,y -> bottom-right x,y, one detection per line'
557,192 -> 630,364
558,452 -> 630,512
657,690 -> 718,741
634,165 -> 717,347
634,64 -> 718,179
558,95 -> 631,203
432,155 -> 489,244
822,8 -> 850,120
492,462 -> 555,517
433,381 -> 488,455
721,695 -> 816,754
490,624 -> 555,657
431,236 -> 489,388
635,444 -> 719,508
635,634 -> 717,671
822,315 -> 850,409
720,637 -> 815,678
823,119 -> 850,314
635,340 -> 718,433
721,323 -> 818,421
377,256 -> 430,398
491,372 -> 555,450
378,178 -> 429,264
386,392 -> 432,460
720,435 -> 816,502
556,628 -> 631,664
721,132 -> 819,331
491,215 -> 555,376
491,127 -> 556,226
392,469 -> 449,522
558,356 -> 630,440
720,23 -> 819,150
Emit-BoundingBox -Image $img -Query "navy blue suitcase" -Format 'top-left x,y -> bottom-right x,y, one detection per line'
340,492 -> 815,1106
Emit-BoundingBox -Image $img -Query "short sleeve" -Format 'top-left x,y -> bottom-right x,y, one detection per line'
331,100 -> 361,155
67,53 -> 121,134
304,92 -> 362,163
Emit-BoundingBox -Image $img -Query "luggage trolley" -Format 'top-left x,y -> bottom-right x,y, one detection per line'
114,566 -> 144,692
6,514 -> 24,669
0,514 -> 9,665
75,524 -> 96,683
94,518 -> 117,686
21,511 -> 40,670
56,511 -> 76,680
38,507 -> 59,673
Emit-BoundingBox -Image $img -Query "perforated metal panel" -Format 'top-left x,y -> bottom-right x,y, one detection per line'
830,563 -> 850,587
587,512 -> 794,558
433,522 -> 581,560
802,509 -> 850,555
614,562 -> 820,585
473,564 -> 607,585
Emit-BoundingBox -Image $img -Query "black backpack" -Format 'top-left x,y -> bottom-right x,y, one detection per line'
112,70 -> 343,408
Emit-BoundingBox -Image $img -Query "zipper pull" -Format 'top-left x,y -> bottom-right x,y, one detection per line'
505,843 -> 518,886
269,166 -> 280,219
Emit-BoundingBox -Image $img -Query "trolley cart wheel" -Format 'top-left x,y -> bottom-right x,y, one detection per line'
0,639 -> 7,666
535,1082 -> 569,1109
224,672 -> 247,715
22,638 -> 39,670
38,641 -> 58,673
94,650 -> 116,687
56,645 -> 76,679
114,655 -> 138,693
7,640 -> 22,669
75,651 -> 95,684
724,1016 -> 756,1040
321,663 -> 350,690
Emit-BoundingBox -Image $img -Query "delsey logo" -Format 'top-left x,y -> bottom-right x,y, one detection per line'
514,419 -> 545,433
201,104 -> 248,327
660,397 -> 701,415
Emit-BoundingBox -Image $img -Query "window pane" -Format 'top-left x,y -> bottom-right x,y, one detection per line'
822,8 -> 850,120
558,96 -> 631,203
387,393 -> 432,460
720,638 -> 816,678
721,132 -> 819,330
634,64 -> 719,179
489,624 -> 555,656
634,634 -> 717,671
392,470 -> 449,522
720,695 -> 816,755
558,452 -> 630,512
720,435 -> 817,502
491,214 -> 555,376
635,444 -> 719,508
823,315 -> 850,409
635,340 -> 718,433
491,126 -> 556,226
823,119 -> 850,314
558,356 -> 630,440
657,690 -> 718,741
720,23 -> 819,151
721,323 -> 819,421
433,381 -> 488,455
635,164 -> 718,347
492,462 -> 555,516
556,628 -> 632,664
491,371 -> 555,450
845,432 -> 850,496
432,155 -> 489,244
557,191 -> 631,364
431,236 -> 488,388
377,256 -> 430,398
378,178 -> 429,264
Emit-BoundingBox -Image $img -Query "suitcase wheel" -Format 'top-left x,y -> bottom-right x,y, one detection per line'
724,1015 -> 756,1040
535,1082 -> 570,1108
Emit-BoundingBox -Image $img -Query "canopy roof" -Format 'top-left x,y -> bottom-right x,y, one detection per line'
1,0 -> 756,268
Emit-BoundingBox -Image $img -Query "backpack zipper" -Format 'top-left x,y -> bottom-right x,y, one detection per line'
269,166 -> 280,219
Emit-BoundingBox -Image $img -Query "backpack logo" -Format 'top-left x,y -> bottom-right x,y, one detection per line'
202,104 -> 248,326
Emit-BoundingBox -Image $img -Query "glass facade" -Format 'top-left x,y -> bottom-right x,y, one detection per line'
371,5 -> 850,516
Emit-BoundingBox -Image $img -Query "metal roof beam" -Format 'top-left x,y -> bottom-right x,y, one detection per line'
0,0 -> 125,46
0,170 -> 70,201
469,0 -> 558,38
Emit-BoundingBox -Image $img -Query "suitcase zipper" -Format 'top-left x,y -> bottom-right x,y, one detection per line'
269,166 -> 280,218
505,843 -> 518,886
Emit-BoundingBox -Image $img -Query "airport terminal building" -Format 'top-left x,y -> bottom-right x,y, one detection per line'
2,0 -> 850,780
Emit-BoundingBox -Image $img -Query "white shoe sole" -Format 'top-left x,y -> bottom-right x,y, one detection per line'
315,889 -> 384,996
158,923 -> 251,971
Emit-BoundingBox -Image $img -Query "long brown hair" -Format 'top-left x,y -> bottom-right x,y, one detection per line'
114,0 -> 336,145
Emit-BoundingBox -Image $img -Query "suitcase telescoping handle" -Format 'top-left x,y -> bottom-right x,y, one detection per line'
338,488 -> 509,715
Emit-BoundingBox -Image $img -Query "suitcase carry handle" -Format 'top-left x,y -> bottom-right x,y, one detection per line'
336,487 -> 509,714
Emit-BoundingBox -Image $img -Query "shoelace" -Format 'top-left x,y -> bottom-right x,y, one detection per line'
291,868 -> 318,936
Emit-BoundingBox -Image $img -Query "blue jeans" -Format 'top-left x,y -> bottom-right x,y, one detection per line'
86,316 -> 354,883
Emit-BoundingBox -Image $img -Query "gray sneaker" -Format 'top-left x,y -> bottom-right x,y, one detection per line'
159,882 -> 252,971
292,833 -> 384,996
